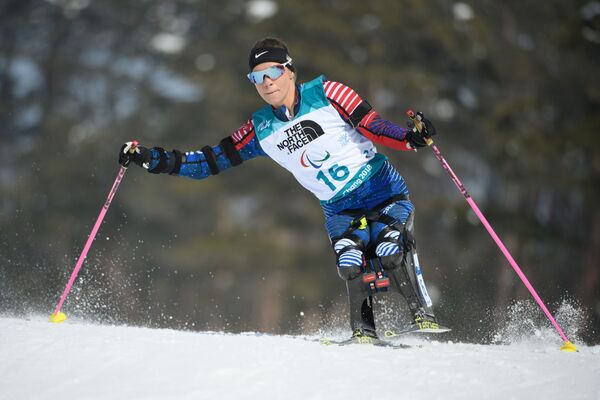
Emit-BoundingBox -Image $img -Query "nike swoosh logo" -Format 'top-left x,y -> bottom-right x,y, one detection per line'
255,51 -> 268,59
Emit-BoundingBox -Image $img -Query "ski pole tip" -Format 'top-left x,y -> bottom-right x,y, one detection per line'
560,341 -> 578,352
49,311 -> 67,323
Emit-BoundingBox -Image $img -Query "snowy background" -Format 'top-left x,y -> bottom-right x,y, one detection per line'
1,314 -> 599,400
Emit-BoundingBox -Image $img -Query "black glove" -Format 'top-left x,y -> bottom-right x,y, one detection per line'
118,141 -> 151,168
406,112 -> 436,148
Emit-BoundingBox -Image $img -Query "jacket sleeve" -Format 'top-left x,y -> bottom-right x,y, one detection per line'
323,80 -> 416,151
146,119 -> 268,179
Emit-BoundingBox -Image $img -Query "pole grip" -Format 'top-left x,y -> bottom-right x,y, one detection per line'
407,109 -> 433,146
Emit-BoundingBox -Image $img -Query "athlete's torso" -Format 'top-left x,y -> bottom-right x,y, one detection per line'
252,76 -> 386,203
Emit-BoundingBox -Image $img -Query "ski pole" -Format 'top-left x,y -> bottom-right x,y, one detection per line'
49,153 -> 132,323
407,110 -> 577,352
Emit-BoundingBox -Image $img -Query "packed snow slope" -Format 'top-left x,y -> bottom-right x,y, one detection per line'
1,316 -> 598,400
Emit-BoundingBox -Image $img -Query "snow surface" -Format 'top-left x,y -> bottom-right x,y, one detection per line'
1,316 -> 599,400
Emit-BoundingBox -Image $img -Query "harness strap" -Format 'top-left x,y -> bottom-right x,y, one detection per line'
201,146 -> 220,175
170,149 -> 183,175
339,194 -> 409,218
341,194 -> 409,232
219,137 -> 243,167
334,194 -> 412,258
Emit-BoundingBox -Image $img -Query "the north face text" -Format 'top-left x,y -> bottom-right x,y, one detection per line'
277,120 -> 325,155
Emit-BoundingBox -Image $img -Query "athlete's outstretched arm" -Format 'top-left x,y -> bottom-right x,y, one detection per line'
175,120 -> 267,179
121,120 -> 268,179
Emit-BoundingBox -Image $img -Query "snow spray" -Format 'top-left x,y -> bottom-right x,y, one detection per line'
49,164 -> 129,323
407,110 -> 577,352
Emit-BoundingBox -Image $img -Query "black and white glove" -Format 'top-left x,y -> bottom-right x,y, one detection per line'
406,111 -> 436,148
118,141 -> 151,168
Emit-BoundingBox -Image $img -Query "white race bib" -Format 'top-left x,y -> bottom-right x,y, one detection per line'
258,105 -> 383,202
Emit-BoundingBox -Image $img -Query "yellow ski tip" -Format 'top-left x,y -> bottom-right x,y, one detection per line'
560,341 -> 578,352
49,311 -> 67,323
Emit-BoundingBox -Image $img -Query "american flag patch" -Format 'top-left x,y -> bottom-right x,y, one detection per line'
323,81 -> 363,115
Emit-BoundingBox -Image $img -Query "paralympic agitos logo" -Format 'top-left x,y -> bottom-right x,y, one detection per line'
300,149 -> 330,169
276,120 -> 325,155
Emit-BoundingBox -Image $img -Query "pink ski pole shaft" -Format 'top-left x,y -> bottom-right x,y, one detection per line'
51,165 -> 128,317
407,110 -> 571,344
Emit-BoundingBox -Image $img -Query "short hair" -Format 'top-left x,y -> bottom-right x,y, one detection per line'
250,37 -> 296,72
250,37 -> 290,54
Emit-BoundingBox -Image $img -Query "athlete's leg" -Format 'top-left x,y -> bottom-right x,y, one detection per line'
324,212 -> 378,337
325,213 -> 369,279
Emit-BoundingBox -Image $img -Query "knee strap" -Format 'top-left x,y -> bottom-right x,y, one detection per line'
333,233 -> 364,252
373,222 -> 415,256
334,238 -> 365,267
375,229 -> 402,257
333,235 -> 366,281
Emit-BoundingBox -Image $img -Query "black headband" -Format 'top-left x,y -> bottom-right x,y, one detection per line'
248,47 -> 293,71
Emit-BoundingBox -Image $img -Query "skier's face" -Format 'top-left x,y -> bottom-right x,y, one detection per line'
251,62 -> 295,108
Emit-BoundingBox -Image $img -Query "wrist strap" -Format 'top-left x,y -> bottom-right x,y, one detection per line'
149,147 -> 167,174
170,149 -> 183,175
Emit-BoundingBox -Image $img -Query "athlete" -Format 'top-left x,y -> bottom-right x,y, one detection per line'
119,37 -> 446,340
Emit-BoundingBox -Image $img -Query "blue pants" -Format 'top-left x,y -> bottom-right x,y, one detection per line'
321,161 -> 414,246
321,161 -> 415,275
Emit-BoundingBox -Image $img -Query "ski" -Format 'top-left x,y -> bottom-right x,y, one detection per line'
318,336 -> 412,349
384,324 -> 452,337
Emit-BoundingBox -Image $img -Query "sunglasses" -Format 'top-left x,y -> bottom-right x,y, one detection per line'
247,60 -> 292,84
